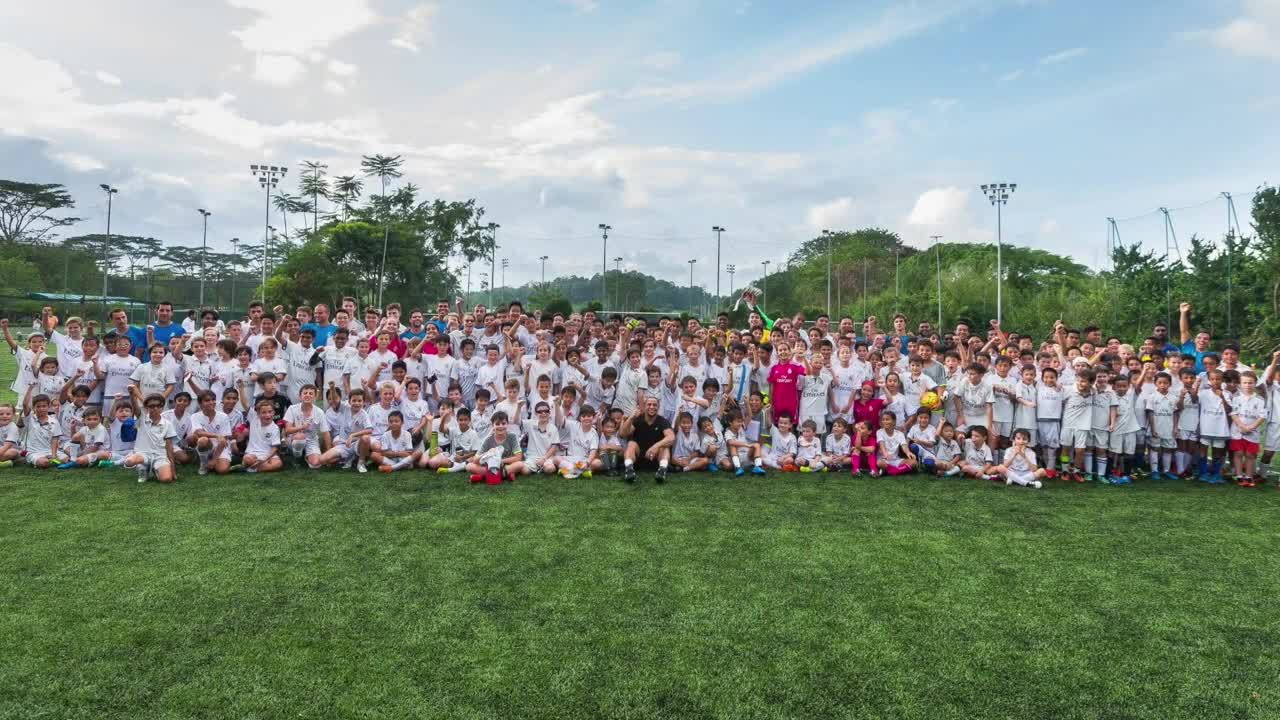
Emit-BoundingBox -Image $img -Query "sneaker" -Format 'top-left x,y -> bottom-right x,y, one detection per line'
0,460 -> 12,469
1044,469 -> 1058,480
945,466 -> 962,477
469,473 -> 484,484
136,466 -> 149,483
988,474 -> 1002,483
851,469 -> 862,476
623,465 -> 636,483
486,471 -> 502,486
799,466 -> 812,473
1094,474 -> 1111,485
96,459 -> 114,469
197,464 -> 208,476
707,465 -> 718,473
1238,478 -> 1256,488
356,462 -> 368,474
782,463 -> 798,473
56,462 -> 77,470
735,467 -> 745,477
437,467 -> 452,474
379,465 -> 394,473
655,466 -> 668,484
227,463 -> 243,473
751,465 -> 766,476
1031,480 -> 1043,489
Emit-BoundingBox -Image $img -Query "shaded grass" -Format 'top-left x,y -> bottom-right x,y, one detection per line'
2,467 -> 1279,720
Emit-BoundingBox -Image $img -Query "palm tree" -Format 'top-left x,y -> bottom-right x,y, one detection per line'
360,153 -> 404,308
300,161 -> 329,234
332,175 -> 363,220
272,192 -> 298,239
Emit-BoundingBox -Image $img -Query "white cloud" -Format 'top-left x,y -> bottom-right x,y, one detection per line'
510,92 -> 613,149
807,197 -> 857,230
327,59 -> 358,77
640,51 -> 682,70
94,70 -> 122,86
626,3 -> 965,100
1195,0 -> 1280,59
252,54 -> 307,86
391,3 -> 437,53
907,187 -> 969,226
51,151 -> 105,172
999,68 -> 1024,82
228,0 -> 377,55
324,79 -> 347,95
1038,47 -> 1088,64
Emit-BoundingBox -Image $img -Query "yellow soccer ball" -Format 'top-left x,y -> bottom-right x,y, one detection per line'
920,390 -> 942,411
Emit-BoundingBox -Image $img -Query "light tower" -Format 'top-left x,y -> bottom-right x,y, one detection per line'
980,182 -> 1016,325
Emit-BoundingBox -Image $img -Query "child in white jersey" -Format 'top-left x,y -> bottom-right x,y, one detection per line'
243,397 -> 284,474
372,410 -> 420,472
1036,367 -> 1064,474
671,411 -> 709,473
124,393 -> 178,482
958,425 -> 996,480
1195,369 -> 1231,484
933,422 -> 963,477
1106,374 -> 1141,485
993,429 -> 1045,489
1144,372 -> 1180,480
1261,352 -> 1280,482
191,390 -> 234,475
823,417 -> 851,471
723,413 -> 766,476
283,385 -> 340,469
1229,371 -> 1266,487
557,405 -> 601,478
875,411 -> 915,476
796,420 -> 825,472
0,403 -> 21,467
426,405 -> 480,473
763,414 -> 798,471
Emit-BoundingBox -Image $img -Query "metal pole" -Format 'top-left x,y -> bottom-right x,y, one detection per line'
198,209 -> 211,307
262,182 -> 270,302
377,174 -> 389,309
931,235 -> 943,329
688,259 -> 696,316
996,199 -> 1003,326
862,258 -> 868,321
100,185 -> 116,319
760,261 -> 770,314
231,238 -> 239,312
712,226 -> 724,306
825,230 -> 832,316
894,248 -> 900,313
598,224 -> 610,310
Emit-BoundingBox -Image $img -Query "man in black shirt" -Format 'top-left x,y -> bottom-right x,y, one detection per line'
620,396 -> 674,483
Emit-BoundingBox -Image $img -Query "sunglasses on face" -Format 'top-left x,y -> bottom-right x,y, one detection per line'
145,403 -> 163,409
536,409 -> 550,414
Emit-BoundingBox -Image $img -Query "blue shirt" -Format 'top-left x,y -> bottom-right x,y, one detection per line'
150,322 -> 185,349
302,322 -> 336,347
1179,340 -> 1211,373
112,326 -> 149,358
430,318 -> 449,334
400,329 -> 428,344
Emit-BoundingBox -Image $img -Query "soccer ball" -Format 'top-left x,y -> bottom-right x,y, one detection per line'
920,391 -> 942,411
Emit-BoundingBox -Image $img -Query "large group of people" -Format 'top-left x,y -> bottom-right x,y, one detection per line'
2,294 -> 1277,490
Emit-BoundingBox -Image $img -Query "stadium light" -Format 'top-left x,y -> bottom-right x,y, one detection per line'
598,224 -> 611,309
99,184 -> 118,314
980,182 -> 1016,325
197,208 -> 212,307
250,163 -> 287,301
712,225 -> 725,306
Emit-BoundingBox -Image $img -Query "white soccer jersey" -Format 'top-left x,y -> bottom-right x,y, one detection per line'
1230,392 -> 1266,442
824,432 -> 851,456
100,353 -> 140,402
161,409 -> 194,444
24,415 -> 62,456
245,418 -> 281,457
1198,389 -> 1230,437
131,362 -> 175,399
134,415 -> 177,456
522,419 -> 560,460
1145,391 -> 1178,439
377,430 -> 415,454
76,423 -> 108,452
876,429 -> 907,463
191,410 -> 232,441
564,422 -> 599,459
283,403 -> 330,440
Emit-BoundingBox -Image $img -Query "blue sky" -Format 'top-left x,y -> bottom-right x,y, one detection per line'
1,0 -> 1277,296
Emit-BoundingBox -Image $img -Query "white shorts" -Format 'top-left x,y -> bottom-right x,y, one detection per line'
134,451 -> 170,470
290,437 -> 322,457
1008,469 -> 1038,486
991,421 -> 1013,438
1176,428 -> 1199,443
110,451 -> 132,464
26,452 -> 52,466
1063,428 -> 1092,450
1109,431 -> 1137,455
1265,423 -> 1280,453
1201,435 -> 1227,449
1149,434 -> 1176,450
1036,421 -> 1060,449
1090,429 -> 1110,449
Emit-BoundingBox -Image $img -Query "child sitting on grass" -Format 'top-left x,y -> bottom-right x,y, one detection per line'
993,428 -> 1046,489
796,419 -> 825,472
723,413 -> 766,476
0,403 -> 20,467
875,410 -> 916,476
764,414 -> 798,471
851,420 -> 877,476
823,417 -> 851,471
959,425 -> 996,480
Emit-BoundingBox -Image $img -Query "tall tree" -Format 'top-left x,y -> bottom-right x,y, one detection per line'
360,154 -> 405,307
299,161 -> 329,234
331,175 -> 363,220
272,192 -> 299,238
0,180 -> 82,244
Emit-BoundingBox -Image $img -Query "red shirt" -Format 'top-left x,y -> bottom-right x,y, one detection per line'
853,397 -> 886,428
767,362 -> 805,420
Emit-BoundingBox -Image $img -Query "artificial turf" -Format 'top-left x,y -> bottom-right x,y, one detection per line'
2,465 -> 1279,720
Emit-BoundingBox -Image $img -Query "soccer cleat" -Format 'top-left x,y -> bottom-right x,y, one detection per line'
655,466 -> 668,484
469,473 -> 484,484
197,464 -> 208,476
356,462 -> 368,474
56,462 -> 77,470
1005,477 -> 1014,486
782,463 -> 798,473
707,465 -> 718,473
799,466 -> 812,473
735,467 -> 745,477
1044,469 -> 1058,480
624,465 -> 637,483
486,470 -> 502,485
438,467 -> 452,474
96,460 -> 114,469
0,460 -> 12,469
1031,480 -> 1043,489
379,465 -> 394,473
751,465 -> 766,476
1094,474 -> 1110,485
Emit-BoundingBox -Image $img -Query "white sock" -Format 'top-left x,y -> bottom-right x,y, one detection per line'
1084,452 -> 1093,474
731,455 -> 741,468
1097,457 -> 1108,476
754,457 -> 763,467
1161,452 -> 1172,472
624,458 -> 633,468
449,461 -> 466,472
290,440 -> 306,457
393,457 -> 412,470
659,459 -> 669,469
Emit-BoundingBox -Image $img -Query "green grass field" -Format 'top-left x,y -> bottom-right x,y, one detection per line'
4,468 -> 1280,719
5,351 -> 1280,719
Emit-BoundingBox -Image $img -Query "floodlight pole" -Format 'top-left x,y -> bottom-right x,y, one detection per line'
980,182 -> 1016,325
930,235 -> 943,329
99,184 -> 118,318
197,208 -> 211,307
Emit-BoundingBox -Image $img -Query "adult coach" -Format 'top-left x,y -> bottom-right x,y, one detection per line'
302,304 -> 336,346
1177,302 -> 1213,372
620,396 -> 674,483
107,308 -> 148,359
148,301 -> 186,348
